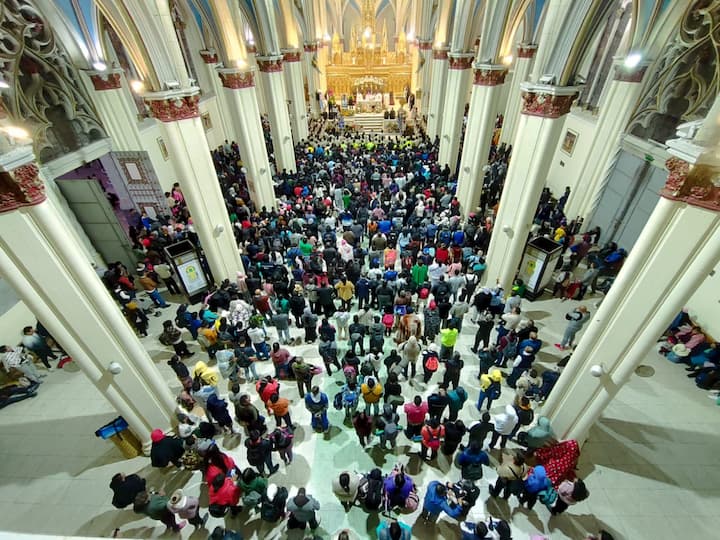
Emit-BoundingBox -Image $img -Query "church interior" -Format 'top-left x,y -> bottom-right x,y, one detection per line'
0,0 -> 719,539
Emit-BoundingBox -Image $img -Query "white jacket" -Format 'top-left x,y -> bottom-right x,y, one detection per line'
493,405 -> 519,435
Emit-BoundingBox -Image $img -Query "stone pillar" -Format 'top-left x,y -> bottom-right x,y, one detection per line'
199,49 -> 237,142
566,61 -> 650,220
438,53 -> 475,171
542,157 -> 720,443
417,39 -> 434,113
144,90 -> 244,282
86,69 -> 143,151
484,84 -> 578,292
304,42 -> 320,117
0,147 -> 175,449
246,45 -> 268,116
427,47 -> 450,140
500,44 -> 536,145
317,42 -> 328,93
217,69 -> 277,211
456,65 -> 508,217
256,56 -> 297,173
282,49 -> 310,144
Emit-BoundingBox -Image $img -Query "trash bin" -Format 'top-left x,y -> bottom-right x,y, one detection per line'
95,416 -> 142,458
517,237 -> 563,299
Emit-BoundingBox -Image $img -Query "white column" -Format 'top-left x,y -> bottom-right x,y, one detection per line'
438,53 -> 475,171
566,61 -> 650,220
456,65 -> 509,218
484,84 -> 578,292
218,69 -> 277,211
317,42 -> 329,93
282,49 -> 310,144
542,158 -> 720,442
144,90 -> 244,282
500,44 -> 537,145
417,40 -> 434,113
427,47 -> 450,140
85,69 -> 143,151
199,49 -> 237,142
246,45 -> 269,116
257,55 -> 297,173
0,148 -> 175,449
303,42 -> 320,117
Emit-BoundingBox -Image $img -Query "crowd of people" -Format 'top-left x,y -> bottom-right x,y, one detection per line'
95,116 -> 615,539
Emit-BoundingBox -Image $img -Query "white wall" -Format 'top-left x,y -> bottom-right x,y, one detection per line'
544,111 -> 597,198
139,121 -> 177,193
0,300 -> 35,348
199,97 -> 226,150
687,267 -> 720,339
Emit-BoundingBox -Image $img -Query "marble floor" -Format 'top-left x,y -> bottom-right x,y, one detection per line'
0,292 -> 719,539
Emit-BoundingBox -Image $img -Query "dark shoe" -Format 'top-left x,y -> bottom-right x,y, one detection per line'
270,464 -> 280,474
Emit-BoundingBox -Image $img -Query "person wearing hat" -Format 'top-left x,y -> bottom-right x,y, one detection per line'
133,490 -> 186,532
150,429 -> 185,468
667,343 -> 691,363
159,320 -> 194,357
167,488 -> 207,528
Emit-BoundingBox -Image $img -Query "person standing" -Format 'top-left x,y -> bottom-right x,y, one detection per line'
352,410 -> 374,446
133,490 -> 186,532
419,481 -> 459,523
167,488 -> 207,529
556,306 -> 591,350
0,345 -> 44,383
291,357 -> 315,397
420,418 -> 445,461
21,326 -> 57,369
439,323 -> 459,360
305,386 -> 330,433
488,405 -> 518,450
245,430 -> 279,476
159,320 -> 193,358
443,352 -> 464,389
477,369 -> 502,411
488,450 -> 527,500
360,376 -> 383,416
332,471 -> 361,511
266,393 -> 293,431
376,519 -> 413,540
471,310 -> 495,353
335,276 -> 355,311
110,473 -> 146,509
137,268 -> 170,308
404,395 -> 428,440
154,262 -> 182,295
287,487 -> 321,532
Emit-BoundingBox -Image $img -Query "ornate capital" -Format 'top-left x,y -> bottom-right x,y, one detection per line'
144,94 -> 200,122
448,54 -> 474,70
520,88 -> 578,118
218,69 -> 255,89
613,64 -> 648,83
517,44 -> 538,58
199,50 -> 218,64
432,48 -> 449,61
662,157 -> 720,211
89,71 -> 122,91
473,66 -> 508,86
282,50 -> 302,63
418,40 -> 433,51
246,44 -> 257,54
0,162 -> 46,214
304,43 -> 318,53
257,56 -> 283,73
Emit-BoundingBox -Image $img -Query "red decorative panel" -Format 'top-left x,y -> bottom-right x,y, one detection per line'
662,157 -> 720,211
200,50 -> 219,64
0,163 -> 46,213
474,67 -> 508,86
219,70 -> 255,89
521,90 -> 577,118
449,55 -> 474,70
283,51 -> 302,63
418,40 -> 433,51
145,94 -> 200,122
613,65 -> 647,83
90,72 -> 122,91
432,49 -> 449,61
257,58 -> 283,73
304,43 -> 317,53
517,45 -> 538,58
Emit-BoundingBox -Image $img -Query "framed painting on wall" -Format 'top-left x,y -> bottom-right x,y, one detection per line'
201,112 -> 212,131
561,129 -> 578,156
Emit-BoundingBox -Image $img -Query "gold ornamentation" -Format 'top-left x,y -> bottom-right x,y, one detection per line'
199,50 -> 218,64
219,71 -> 255,89
474,68 -> 508,86
257,58 -> 283,73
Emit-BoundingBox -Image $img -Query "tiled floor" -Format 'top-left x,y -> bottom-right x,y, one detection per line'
1,292 -> 719,539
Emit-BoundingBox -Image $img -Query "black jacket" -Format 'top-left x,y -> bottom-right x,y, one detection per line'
110,474 -> 146,508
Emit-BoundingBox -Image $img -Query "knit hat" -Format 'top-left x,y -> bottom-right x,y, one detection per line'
150,429 -> 165,443
168,489 -> 187,510
672,343 -> 691,357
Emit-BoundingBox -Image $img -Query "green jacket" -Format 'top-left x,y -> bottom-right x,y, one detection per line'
145,494 -> 170,520
238,475 -> 268,495
411,264 -> 428,286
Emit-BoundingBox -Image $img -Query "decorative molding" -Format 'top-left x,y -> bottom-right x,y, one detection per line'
0,162 -> 46,214
473,66 -> 508,86
282,50 -> 302,63
89,71 -> 122,91
448,54 -> 474,70
662,157 -> 720,211
218,69 -> 255,89
199,49 -> 218,64
247,44 -> 257,54
144,94 -> 200,122
520,85 -> 578,118
303,43 -> 318,53
418,40 -> 433,51
257,56 -> 283,73
432,48 -> 449,61
613,64 -> 648,83
517,44 -> 538,58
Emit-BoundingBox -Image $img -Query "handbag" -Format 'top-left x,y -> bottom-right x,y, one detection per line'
405,489 -> 419,511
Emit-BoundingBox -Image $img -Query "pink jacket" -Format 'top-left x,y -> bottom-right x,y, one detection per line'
557,480 -> 576,505
404,402 -> 428,425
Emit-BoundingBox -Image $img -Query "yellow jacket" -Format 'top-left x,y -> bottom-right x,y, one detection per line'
361,380 -> 383,403
335,280 -> 355,301
193,361 -> 219,386
480,369 -> 502,390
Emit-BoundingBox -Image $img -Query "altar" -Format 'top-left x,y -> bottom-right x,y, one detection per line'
355,91 -> 385,113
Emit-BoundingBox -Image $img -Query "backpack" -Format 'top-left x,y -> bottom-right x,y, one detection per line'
359,471 -> 384,511
360,360 -> 374,377
487,381 -> 501,400
261,486 -> 288,522
333,391 -> 344,410
208,503 -> 228,517
272,427 -> 293,448
424,353 -> 439,372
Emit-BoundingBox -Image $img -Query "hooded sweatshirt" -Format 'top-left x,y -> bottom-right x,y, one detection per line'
526,416 -> 555,449
287,493 -> 320,522
493,405 -> 519,435
192,361 -> 219,387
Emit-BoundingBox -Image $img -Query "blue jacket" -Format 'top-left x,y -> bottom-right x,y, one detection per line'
422,481 -> 457,516
304,392 -> 328,414
519,337 -> 542,353
356,278 -> 371,298
524,465 -> 551,494
457,447 -> 490,468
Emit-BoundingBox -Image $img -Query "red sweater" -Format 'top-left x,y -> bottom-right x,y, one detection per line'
208,477 -> 241,506
404,402 -> 428,425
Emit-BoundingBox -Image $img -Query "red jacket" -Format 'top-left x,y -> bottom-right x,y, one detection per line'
404,401 -> 429,425
256,378 -> 280,403
208,477 -> 241,506
421,424 -> 445,450
204,452 -> 236,482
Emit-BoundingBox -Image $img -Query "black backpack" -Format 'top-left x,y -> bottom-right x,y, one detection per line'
261,486 -> 288,522
360,469 -> 384,511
